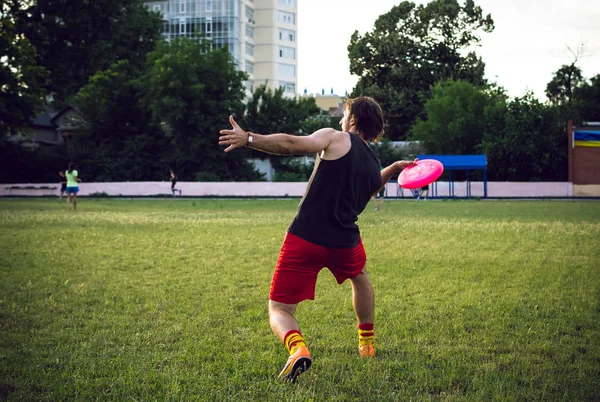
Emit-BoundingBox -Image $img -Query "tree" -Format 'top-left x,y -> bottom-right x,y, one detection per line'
546,64 -> 584,106
243,84 -> 322,181
348,0 -> 494,140
243,84 -> 320,135
74,60 -> 169,181
141,37 -> 262,181
410,80 -> 505,155
480,94 -> 567,181
0,0 -> 48,136
574,74 -> 600,123
18,0 -> 163,104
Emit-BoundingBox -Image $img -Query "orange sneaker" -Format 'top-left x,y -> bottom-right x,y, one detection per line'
278,346 -> 311,382
359,344 -> 375,358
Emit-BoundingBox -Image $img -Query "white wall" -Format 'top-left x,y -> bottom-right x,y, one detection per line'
0,181 -> 582,197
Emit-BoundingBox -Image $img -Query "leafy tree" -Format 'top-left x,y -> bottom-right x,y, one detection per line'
141,37 -> 262,181
243,84 -> 322,181
480,94 -> 567,181
573,74 -> 600,123
243,84 -> 320,135
18,0 -> 163,104
348,0 -> 494,140
74,60 -> 169,181
546,64 -> 584,107
0,0 -> 48,136
410,80 -> 505,155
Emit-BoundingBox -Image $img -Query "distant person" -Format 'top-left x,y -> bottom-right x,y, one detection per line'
170,170 -> 182,196
371,184 -> 385,211
59,171 -> 67,201
418,184 -> 429,201
219,96 -> 417,382
65,163 -> 81,209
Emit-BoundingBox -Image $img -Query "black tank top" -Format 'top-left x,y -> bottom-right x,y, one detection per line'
288,132 -> 381,248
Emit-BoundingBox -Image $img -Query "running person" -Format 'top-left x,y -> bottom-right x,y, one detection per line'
219,96 -> 416,382
59,171 -> 67,201
170,170 -> 182,196
65,163 -> 81,209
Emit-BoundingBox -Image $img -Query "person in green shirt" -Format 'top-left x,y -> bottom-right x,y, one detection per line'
65,162 -> 81,209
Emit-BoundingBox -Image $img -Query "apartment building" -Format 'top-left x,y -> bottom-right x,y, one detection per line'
144,0 -> 298,96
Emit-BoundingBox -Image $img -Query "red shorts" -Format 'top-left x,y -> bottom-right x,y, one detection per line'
269,232 -> 367,304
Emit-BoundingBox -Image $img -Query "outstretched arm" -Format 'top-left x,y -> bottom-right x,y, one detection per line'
219,115 -> 336,155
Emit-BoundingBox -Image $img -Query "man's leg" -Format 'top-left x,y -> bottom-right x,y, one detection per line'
350,270 -> 375,357
269,301 -> 311,381
269,301 -> 299,340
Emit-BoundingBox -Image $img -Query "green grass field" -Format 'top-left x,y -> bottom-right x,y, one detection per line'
1,198 -> 599,401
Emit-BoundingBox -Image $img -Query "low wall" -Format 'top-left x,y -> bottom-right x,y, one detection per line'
1,181 -> 593,198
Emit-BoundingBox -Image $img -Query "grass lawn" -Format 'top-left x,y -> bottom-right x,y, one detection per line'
1,198 -> 599,401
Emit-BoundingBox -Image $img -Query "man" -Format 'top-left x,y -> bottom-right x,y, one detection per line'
219,96 -> 416,382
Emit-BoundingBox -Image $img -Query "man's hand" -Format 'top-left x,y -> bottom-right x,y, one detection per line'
219,115 -> 249,152
394,158 -> 418,171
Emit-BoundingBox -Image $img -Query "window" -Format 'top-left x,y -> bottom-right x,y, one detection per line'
245,60 -> 254,74
245,42 -> 254,56
279,81 -> 296,93
245,24 -> 254,38
179,1 -> 185,13
279,46 -> 295,59
278,11 -> 295,24
246,6 -> 254,23
278,0 -> 294,5
152,4 -> 162,12
180,23 -> 186,34
246,80 -> 254,93
206,0 -> 212,11
279,28 -> 295,41
206,19 -> 212,33
278,63 -> 295,77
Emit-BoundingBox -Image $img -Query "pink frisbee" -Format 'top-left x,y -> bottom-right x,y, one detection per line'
398,159 -> 444,189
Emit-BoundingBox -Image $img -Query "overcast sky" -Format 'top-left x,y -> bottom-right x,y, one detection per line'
296,0 -> 600,100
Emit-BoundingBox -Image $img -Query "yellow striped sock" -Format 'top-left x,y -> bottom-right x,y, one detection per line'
284,330 -> 306,355
358,324 -> 374,347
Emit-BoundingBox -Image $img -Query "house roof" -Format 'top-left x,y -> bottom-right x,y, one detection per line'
31,113 -> 56,128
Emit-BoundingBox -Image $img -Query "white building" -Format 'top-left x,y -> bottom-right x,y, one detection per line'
144,0 -> 298,96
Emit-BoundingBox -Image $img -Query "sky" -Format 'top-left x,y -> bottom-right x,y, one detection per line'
296,0 -> 600,101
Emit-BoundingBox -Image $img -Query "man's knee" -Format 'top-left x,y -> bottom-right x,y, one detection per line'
269,300 -> 297,316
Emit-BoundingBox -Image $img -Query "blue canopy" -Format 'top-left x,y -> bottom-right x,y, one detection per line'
416,154 -> 487,169
416,154 -> 488,198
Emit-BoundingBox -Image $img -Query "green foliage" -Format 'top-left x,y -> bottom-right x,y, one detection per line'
0,0 -> 49,136
370,139 -> 410,170
243,84 -> 322,180
480,94 -> 567,181
271,158 -> 314,182
545,64 -> 584,106
244,84 -> 321,135
194,171 -> 221,182
573,74 -> 600,123
411,80 -> 506,155
1,199 -> 599,400
19,0 -> 163,104
74,60 -> 169,181
348,0 -> 494,140
72,38 -> 263,182
410,80 -> 567,181
141,37 -> 261,182
0,142 -> 68,183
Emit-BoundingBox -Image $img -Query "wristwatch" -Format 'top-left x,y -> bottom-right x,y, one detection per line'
247,133 -> 253,146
